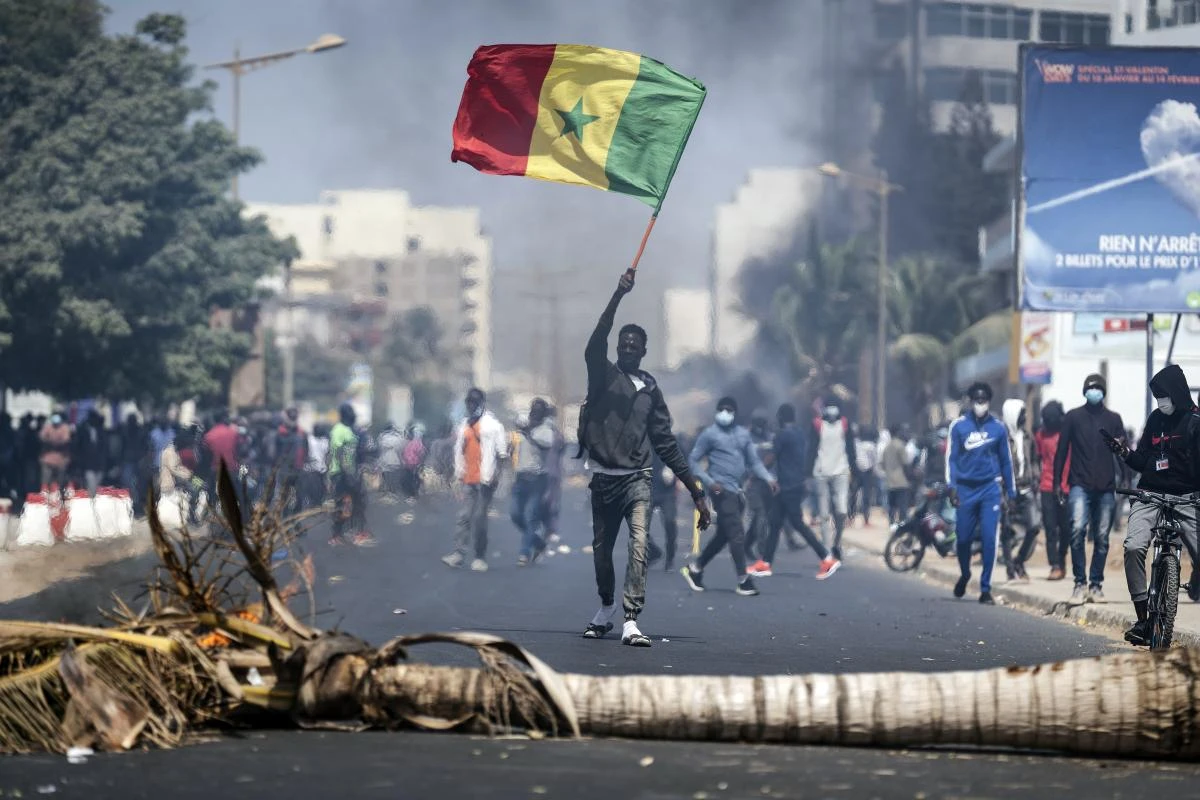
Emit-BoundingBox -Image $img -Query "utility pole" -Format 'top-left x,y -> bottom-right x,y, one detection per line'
518,270 -> 587,408
204,34 -> 347,202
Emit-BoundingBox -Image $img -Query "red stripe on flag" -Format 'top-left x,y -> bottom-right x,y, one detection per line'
451,44 -> 556,176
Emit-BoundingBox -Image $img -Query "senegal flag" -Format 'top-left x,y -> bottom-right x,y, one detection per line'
451,44 -> 706,211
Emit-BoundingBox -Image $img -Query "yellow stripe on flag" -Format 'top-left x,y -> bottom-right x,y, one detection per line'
526,45 -> 641,191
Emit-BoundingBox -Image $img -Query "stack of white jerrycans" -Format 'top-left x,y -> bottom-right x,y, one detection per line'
14,483 -> 134,547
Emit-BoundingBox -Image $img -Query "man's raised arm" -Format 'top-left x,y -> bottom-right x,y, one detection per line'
585,270 -> 635,391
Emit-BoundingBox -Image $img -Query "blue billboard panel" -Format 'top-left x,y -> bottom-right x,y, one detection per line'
1020,45 -> 1200,313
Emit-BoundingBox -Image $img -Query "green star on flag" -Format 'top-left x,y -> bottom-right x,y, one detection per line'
556,98 -> 600,140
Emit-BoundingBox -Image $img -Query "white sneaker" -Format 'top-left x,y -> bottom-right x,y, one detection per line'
470,558 -> 489,572
442,552 -> 465,568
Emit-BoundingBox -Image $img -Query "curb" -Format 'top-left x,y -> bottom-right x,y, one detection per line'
841,529 -> 1200,649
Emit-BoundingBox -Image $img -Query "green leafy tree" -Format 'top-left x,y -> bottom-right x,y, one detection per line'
0,4 -> 295,405
885,253 -> 992,420
265,331 -> 356,410
765,221 -> 877,396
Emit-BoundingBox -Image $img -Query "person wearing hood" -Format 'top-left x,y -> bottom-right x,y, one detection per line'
1104,364 -> 1200,646
807,401 -> 857,561
1054,374 -> 1126,602
1000,399 -> 1042,582
683,397 -> 778,597
443,387 -> 508,572
1034,401 -> 1071,580
947,382 -> 1016,605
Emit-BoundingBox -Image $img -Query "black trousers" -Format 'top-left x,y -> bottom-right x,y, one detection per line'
697,490 -> 748,577
762,487 -> 829,564
649,490 -> 678,564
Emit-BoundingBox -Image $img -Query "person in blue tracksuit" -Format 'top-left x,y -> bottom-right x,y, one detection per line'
947,381 -> 1016,605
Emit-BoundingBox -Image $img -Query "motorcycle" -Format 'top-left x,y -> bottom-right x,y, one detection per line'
883,482 -> 960,572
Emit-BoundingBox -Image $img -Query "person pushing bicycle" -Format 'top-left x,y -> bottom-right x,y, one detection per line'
1104,364 -> 1200,646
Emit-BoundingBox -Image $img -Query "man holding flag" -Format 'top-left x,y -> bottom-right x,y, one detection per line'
577,269 -> 710,646
450,42 -> 710,646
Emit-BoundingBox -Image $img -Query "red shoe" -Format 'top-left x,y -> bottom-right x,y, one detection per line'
352,532 -> 378,547
748,559 -> 772,577
816,557 -> 841,580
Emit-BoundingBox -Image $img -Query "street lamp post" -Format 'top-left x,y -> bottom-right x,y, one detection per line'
204,34 -> 345,411
818,162 -> 902,431
204,33 -> 347,201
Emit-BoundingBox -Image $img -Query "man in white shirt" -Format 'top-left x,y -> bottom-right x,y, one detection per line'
808,403 -> 856,560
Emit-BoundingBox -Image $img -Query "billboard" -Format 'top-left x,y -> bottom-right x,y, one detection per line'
1019,45 -> 1200,313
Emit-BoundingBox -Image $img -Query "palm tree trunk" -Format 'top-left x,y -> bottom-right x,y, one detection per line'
364,648 -> 1200,759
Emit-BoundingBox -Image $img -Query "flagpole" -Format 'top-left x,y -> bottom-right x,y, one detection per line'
628,214 -> 658,273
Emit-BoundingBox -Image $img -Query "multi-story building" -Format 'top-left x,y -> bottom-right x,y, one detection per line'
246,190 -> 492,392
874,0 -> 1114,134
663,288 -> 714,370
1114,0 -> 1200,40
710,169 -> 824,359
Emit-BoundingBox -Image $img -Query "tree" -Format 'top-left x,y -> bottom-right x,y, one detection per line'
764,221 -> 877,396
926,71 -> 1009,265
886,253 -> 993,424
0,5 -> 295,405
264,332 -> 355,411
380,306 -> 444,387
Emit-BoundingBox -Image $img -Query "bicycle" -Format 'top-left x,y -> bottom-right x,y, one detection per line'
1116,487 -> 1195,650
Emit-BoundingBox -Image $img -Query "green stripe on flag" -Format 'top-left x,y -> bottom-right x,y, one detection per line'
604,56 -> 706,210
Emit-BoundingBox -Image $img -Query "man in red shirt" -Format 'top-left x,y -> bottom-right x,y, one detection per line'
203,410 -> 240,482
1034,401 -> 1070,580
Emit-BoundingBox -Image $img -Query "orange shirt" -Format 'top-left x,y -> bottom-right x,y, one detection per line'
463,422 -> 482,485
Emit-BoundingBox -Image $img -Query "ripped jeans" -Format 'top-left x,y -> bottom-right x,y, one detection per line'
590,472 -> 652,620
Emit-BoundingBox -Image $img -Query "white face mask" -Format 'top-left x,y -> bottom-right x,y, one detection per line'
715,410 -> 735,427
973,402 -> 990,418
1157,396 -> 1175,416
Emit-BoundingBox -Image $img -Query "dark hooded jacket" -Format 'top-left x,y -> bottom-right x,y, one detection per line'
1124,364 -> 1200,495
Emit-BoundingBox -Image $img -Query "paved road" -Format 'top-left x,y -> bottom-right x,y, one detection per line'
4,485 -> 1197,798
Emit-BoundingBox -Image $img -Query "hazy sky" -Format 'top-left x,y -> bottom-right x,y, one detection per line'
105,0 -> 831,374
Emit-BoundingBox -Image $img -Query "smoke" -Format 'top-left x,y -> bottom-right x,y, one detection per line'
309,0 -> 833,384
103,0 -> 867,405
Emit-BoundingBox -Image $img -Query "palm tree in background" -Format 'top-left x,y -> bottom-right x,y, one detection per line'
764,223 -> 877,402
886,253 -> 993,424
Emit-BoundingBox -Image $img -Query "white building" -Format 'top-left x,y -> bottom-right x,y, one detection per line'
246,190 -> 493,391
1113,0 -> 1200,41
711,169 -> 824,359
663,288 -> 713,370
875,0 -> 1115,135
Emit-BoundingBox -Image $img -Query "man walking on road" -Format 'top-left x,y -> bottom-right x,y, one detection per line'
578,269 -> 709,647
748,403 -> 840,580
682,397 -> 777,597
1054,374 -> 1126,602
510,398 -> 555,566
442,388 -> 507,572
1034,401 -> 1070,580
948,382 -> 1015,605
328,403 -> 374,548
809,402 -> 856,560
1104,364 -> 1200,645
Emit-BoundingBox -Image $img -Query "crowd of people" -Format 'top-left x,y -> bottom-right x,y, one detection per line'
16,272 -> 1196,657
